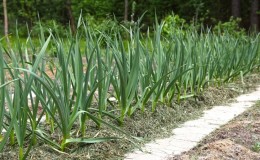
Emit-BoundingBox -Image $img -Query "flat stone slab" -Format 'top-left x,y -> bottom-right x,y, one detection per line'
181,119 -> 219,129
125,152 -> 162,160
124,86 -> 260,160
229,101 -> 254,108
236,91 -> 260,102
125,139 -> 197,160
172,126 -> 214,135
171,132 -> 206,142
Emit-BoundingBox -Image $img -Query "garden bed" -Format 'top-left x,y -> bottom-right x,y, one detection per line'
0,73 -> 259,160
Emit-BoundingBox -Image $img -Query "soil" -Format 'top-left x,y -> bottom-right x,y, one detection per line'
168,99 -> 260,160
1,72 -> 260,160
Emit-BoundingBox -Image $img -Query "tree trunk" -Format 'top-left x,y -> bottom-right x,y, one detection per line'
124,0 -> 128,21
250,0 -> 259,31
231,0 -> 240,18
66,0 -> 76,34
3,0 -> 8,38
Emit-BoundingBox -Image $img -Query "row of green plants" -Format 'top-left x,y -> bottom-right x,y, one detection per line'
0,17 -> 259,159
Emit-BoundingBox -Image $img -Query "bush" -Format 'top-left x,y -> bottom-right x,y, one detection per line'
84,13 -> 123,36
162,14 -> 188,36
31,20 -> 68,37
213,17 -> 246,37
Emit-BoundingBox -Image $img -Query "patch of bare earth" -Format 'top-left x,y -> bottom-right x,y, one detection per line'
169,102 -> 260,160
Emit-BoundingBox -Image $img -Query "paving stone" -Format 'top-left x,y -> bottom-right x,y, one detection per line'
171,133 -> 206,142
228,107 -> 247,114
203,111 -> 236,119
203,106 -> 244,115
169,139 -> 197,150
202,110 -> 242,122
125,153 -> 161,160
129,138 -> 197,160
131,150 -> 143,154
161,147 -> 177,154
203,106 -> 230,113
201,118 -> 231,125
202,107 -> 247,121
145,143 -> 166,151
229,101 -> 254,108
172,126 -> 214,135
171,150 -> 182,155
145,141 -> 184,155
152,150 -> 171,158
181,119 -> 219,129
236,92 -> 260,102
155,138 -> 175,145
125,150 -> 142,157
163,145 -> 184,152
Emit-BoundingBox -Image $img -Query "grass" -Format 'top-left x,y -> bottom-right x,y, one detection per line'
0,16 -> 259,159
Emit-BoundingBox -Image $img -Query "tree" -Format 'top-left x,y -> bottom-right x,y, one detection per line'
124,0 -> 128,21
232,0 -> 240,18
250,0 -> 259,31
3,0 -> 8,38
66,0 -> 76,34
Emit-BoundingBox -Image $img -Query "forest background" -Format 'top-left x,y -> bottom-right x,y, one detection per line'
1,0 -> 259,37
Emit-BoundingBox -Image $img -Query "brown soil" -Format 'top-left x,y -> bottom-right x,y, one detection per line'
169,102 -> 260,160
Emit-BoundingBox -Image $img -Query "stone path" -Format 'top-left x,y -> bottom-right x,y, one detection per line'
124,86 -> 260,160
